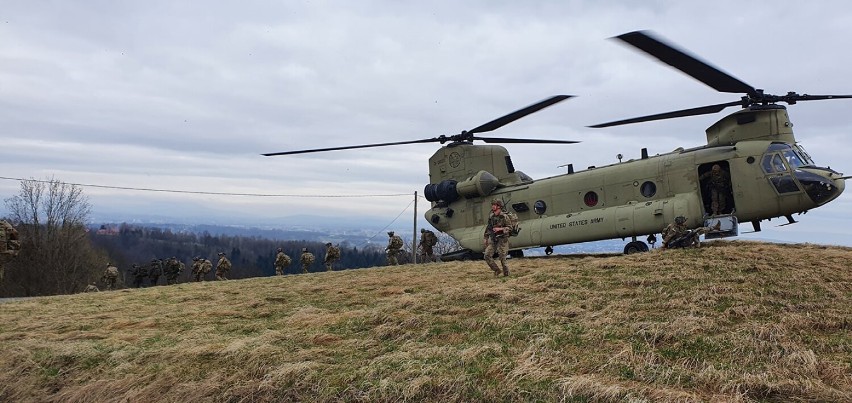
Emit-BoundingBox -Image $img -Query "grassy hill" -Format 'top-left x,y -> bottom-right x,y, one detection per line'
1,241 -> 849,402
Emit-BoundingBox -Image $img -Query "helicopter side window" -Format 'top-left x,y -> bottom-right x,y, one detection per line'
640,181 -> 656,198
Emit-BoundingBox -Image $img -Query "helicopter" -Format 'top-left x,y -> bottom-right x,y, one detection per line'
264,31 -> 849,258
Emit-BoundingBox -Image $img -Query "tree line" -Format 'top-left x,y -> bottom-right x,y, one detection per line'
0,178 -> 407,297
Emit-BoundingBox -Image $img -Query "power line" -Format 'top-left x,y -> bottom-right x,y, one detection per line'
0,176 -> 411,198
360,198 -> 416,248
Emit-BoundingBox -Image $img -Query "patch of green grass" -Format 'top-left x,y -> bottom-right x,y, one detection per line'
658,336 -> 726,362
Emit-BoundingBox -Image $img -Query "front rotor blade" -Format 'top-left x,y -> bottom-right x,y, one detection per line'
589,100 -> 743,128
262,138 -> 439,156
617,31 -> 756,96
468,95 -> 573,134
478,137 -> 579,144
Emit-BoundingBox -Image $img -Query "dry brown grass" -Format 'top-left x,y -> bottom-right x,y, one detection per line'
0,240 -> 850,402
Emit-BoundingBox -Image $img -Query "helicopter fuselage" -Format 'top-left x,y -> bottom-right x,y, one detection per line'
425,107 -> 845,253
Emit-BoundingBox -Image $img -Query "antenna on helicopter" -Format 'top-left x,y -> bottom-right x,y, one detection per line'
263,95 -> 579,156
589,31 -> 852,128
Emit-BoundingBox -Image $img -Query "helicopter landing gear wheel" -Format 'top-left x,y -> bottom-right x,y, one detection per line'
545,246 -> 554,255
623,241 -> 649,255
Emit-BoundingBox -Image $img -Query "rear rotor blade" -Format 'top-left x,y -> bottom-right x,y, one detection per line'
468,95 -> 573,134
617,31 -> 756,95
262,138 -> 440,156
477,137 -> 580,144
784,94 -> 852,102
589,100 -> 743,128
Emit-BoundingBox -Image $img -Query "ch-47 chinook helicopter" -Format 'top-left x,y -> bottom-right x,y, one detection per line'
264,31 -> 849,258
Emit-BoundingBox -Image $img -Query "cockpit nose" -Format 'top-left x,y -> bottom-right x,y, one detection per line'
794,169 -> 845,205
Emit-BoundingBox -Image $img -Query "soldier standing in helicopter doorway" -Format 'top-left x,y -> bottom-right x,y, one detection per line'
699,164 -> 731,216
484,200 -> 511,277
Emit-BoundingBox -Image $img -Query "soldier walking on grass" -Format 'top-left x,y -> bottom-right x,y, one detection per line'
131,264 -> 148,288
0,219 -> 21,284
148,258 -> 163,286
102,263 -> 119,290
484,199 -> 511,277
274,248 -> 291,275
300,248 -> 314,273
215,252 -> 232,280
386,231 -> 403,266
419,228 -> 438,263
324,242 -> 340,271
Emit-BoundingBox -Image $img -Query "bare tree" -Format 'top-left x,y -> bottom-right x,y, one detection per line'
2,177 -> 106,297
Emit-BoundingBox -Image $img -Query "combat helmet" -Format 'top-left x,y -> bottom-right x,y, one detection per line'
277,247 -> 282,252
420,228 -> 426,232
491,199 -> 504,207
325,242 -> 332,246
302,247 -> 308,252
675,216 -> 687,225
387,231 -> 394,236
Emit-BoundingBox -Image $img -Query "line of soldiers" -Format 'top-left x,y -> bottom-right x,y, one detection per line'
275,243 -> 341,274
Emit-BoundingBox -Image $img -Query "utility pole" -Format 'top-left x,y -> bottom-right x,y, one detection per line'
412,190 -> 418,264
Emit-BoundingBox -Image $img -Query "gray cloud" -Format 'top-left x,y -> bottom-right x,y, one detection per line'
1,1 -> 850,245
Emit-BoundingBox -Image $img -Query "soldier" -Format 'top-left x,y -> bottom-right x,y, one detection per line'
300,248 -> 314,273
148,258 -> 163,286
661,216 -> 689,249
131,264 -> 148,288
274,248 -> 291,275
324,242 -> 341,271
84,282 -> 100,292
215,252 -> 232,280
385,231 -> 403,266
699,164 -> 731,216
0,219 -> 21,283
164,256 -> 182,285
201,257 -> 213,279
101,263 -> 119,290
661,216 -> 720,249
190,256 -> 201,281
419,228 -> 438,263
484,199 -> 511,277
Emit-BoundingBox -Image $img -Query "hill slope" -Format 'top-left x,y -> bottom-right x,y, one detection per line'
1,241 -> 850,402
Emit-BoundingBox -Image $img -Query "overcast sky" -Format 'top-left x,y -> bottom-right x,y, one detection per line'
2,1 -> 850,246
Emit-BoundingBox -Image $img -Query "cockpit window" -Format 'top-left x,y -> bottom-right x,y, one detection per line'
763,154 -> 789,173
766,143 -> 792,152
794,144 -> 815,165
782,149 -> 805,169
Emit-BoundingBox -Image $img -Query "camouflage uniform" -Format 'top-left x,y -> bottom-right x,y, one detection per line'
300,248 -> 314,273
274,248 -> 291,275
699,164 -> 731,215
484,201 -> 511,277
149,259 -> 163,286
324,243 -> 340,271
661,216 -> 689,248
190,257 -> 204,282
215,253 -> 232,280
84,283 -> 100,292
131,264 -> 148,288
201,258 -> 213,279
164,257 -> 182,285
0,220 -> 21,283
419,228 -> 438,263
102,264 -> 119,290
386,231 -> 403,266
